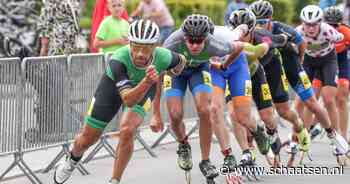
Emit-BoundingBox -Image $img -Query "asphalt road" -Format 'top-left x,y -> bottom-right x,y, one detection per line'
2,121 -> 350,184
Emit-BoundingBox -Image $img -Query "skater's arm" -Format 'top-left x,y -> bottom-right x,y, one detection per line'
298,41 -> 306,64
120,66 -> 158,108
222,41 -> 244,69
110,60 -> 158,107
152,74 -> 163,118
150,74 -> 165,132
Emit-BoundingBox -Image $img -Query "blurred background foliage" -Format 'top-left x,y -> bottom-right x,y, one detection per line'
80,0 -> 344,29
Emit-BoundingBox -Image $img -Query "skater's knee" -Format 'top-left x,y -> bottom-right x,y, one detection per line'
120,123 -> 137,139
304,98 -> 320,113
197,104 -> 211,118
229,112 -> 238,123
323,96 -> 336,108
235,110 -> 251,125
211,102 -> 223,116
336,92 -> 348,107
276,107 -> 290,120
259,110 -> 274,125
169,108 -> 184,125
74,132 -> 100,151
336,98 -> 348,109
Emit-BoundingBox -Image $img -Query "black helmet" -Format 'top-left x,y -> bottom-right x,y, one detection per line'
249,0 -> 273,19
324,6 -> 343,24
229,8 -> 256,32
182,14 -> 210,38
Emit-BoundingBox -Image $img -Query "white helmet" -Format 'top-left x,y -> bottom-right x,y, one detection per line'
300,5 -> 323,24
128,19 -> 160,44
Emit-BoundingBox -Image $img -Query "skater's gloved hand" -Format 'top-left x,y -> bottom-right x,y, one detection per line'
150,115 -> 164,133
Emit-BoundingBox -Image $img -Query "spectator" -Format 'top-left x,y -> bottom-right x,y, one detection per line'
94,0 -> 129,53
224,0 -> 248,25
90,0 -> 129,53
319,0 -> 337,10
131,0 -> 175,43
38,0 -> 82,56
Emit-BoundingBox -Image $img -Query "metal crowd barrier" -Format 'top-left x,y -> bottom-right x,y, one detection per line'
81,53 -> 121,164
0,57 -> 41,183
41,53 -> 106,174
0,54 -> 202,183
0,58 -> 20,157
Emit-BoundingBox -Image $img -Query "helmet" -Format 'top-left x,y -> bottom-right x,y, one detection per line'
300,5 -> 323,24
206,17 -> 215,34
324,6 -> 343,24
229,8 -> 256,32
181,14 -> 211,38
128,19 -> 160,44
249,0 -> 273,19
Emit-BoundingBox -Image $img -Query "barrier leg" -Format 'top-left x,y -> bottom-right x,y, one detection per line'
41,148 -> 66,173
19,156 -> 43,184
151,126 -> 172,148
82,135 -> 116,164
0,155 -> 18,180
82,141 -> 104,164
186,120 -> 199,138
17,161 -> 39,184
102,137 -> 116,158
0,152 -> 42,184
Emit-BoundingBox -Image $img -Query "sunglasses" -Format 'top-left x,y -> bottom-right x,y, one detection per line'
256,19 -> 270,25
303,22 -> 320,27
185,37 -> 206,44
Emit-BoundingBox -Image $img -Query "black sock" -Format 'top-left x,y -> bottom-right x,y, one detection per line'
70,152 -> 82,162
310,124 -> 315,130
266,127 -> 277,136
325,128 -> 333,134
179,135 -> 189,144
